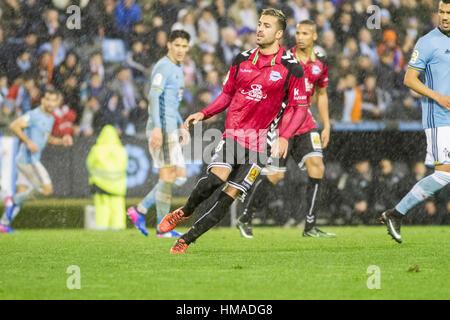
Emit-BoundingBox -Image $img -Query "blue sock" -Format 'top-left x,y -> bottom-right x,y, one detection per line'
156,181 -> 173,227
139,181 -> 162,213
396,171 -> 450,215
139,177 -> 186,214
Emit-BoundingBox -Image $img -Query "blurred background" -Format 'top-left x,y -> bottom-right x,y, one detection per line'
0,0 -> 448,228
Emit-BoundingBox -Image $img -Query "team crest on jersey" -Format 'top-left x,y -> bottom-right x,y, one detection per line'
410,50 -> 419,64
241,84 -> 267,101
312,65 -> 321,75
153,73 -> 163,86
269,71 -> 282,82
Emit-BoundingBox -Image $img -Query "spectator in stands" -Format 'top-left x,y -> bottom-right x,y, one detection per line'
35,51 -> 54,89
389,89 -> 422,121
20,0 -> 42,33
114,0 -> 141,33
98,0 -> 123,39
182,54 -> 197,87
355,55 -> 375,84
0,26 -> 8,74
97,92 -> 127,135
110,67 -> 140,116
89,53 -> 105,84
320,30 -> 340,68
334,11 -> 356,45
373,159 -> 401,215
198,8 -> 219,46
38,8 -> 62,43
360,74 -> 387,120
341,73 -> 362,123
288,0 -> 310,23
342,37 -> 359,60
39,33 -> 66,67
53,52 -> 83,90
315,13 -> 331,34
377,30 -> 404,73
148,28 -> 167,65
126,40 -> 151,80
1,0 -> 26,37
375,49 -> 402,94
76,96 -> 101,137
203,70 -> 222,101
62,75 -> 81,122
216,27 -> 241,68
6,75 -> 37,115
0,74 -> 9,115
229,0 -> 259,32
7,49 -> 32,82
339,159 -> 373,225
358,28 -> 378,66
171,8 -> 197,46
151,0 -> 179,29
129,98 -> 148,137
85,73 -> 108,107
211,0 -> 232,28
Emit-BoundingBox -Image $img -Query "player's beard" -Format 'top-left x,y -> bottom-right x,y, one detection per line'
257,36 -> 276,49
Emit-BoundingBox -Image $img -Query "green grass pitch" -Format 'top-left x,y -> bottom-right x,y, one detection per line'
0,226 -> 449,300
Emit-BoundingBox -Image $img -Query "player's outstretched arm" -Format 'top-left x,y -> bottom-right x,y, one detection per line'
184,112 -> 205,129
9,116 -> 38,153
404,68 -> 450,111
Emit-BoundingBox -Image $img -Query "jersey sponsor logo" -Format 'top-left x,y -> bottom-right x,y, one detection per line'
269,71 -> 282,82
310,132 -> 322,150
294,88 -> 307,101
241,84 -> 267,101
312,65 -> 321,75
410,50 -> 419,64
240,69 -> 252,73
305,78 -> 314,92
152,73 -> 163,86
244,164 -> 261,185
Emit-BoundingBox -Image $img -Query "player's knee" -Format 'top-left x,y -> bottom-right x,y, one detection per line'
223,185 -> 240,199
267,172 -> 285,185
41,185 -> 53,196
307,157 -> 325,178
210,166 -> 231,181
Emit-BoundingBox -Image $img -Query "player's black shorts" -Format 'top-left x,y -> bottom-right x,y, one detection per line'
207,137 -> 268,195
266,129 -> 323,173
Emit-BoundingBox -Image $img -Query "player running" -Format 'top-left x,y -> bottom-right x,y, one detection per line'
236,20 -> 335,238
158,8 -> 307,254
126,30 -> 191,238
0,90 -> 73,233
381,0 -> 450,243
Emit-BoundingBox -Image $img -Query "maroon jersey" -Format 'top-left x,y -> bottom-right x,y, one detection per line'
200,46 -> 303,152
278,47 -> 329,139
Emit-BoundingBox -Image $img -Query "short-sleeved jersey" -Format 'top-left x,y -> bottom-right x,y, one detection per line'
200,46 -> 304,152
408,27 -> 450,129
147,56 -> 184,134
16,107 -> 54,164
275,47 -> 329,138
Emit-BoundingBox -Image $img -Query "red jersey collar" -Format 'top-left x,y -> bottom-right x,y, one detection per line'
249,46 -> 284,67
291,46 -> 316,65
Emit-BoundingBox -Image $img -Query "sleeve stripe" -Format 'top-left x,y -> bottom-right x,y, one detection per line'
408,65 -> 425,71
150,87 -> 164,92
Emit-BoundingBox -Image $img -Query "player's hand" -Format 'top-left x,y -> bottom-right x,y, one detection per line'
184,112 -> 204,129
271,137 -> 289,159
150,127 -> 163,150
62,135 -> 73,147
26,140 -> 39,153
321,125 -> 330,149
178,126 -> 190,146
436,94 -> 450,111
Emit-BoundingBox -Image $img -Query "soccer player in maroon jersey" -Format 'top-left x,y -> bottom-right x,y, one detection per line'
236,19 -> 336,238
158,8 -> 307,254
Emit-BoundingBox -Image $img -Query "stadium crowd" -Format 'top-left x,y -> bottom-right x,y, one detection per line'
0,0 -> 448,225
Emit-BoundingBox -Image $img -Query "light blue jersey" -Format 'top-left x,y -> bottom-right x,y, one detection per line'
408,27 -> 450,129
147,56 -> 184,134
16,107 -> 54,164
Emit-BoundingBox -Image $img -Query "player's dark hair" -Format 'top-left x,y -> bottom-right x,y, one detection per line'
168,30 -> 190,43
298,19 -> 316,26
442,0 -> 450,4
261,8 -> 287,31
45,88 -> 61,97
